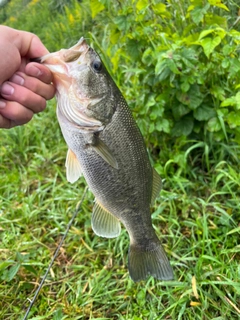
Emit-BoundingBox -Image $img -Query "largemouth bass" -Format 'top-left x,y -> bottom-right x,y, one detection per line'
39,38 -> 173,281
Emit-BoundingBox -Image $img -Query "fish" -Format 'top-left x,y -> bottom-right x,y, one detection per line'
39,38 -> 174,282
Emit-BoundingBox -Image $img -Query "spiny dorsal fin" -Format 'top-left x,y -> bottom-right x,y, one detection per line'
92,201 -> 121,238
151,168 -> 162,205
65,149 -> 82,183
91,138 -> 118,169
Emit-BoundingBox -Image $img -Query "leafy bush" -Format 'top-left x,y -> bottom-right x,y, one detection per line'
1,0 -> 240,171
89,1 -> 240,148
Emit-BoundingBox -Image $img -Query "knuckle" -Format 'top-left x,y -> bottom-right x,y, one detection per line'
23,112 -> 33,123
45,84 -> 55,100
0,115 -> 11,129
42,66 -> 53,82
35,99 -> 46,113
29,81 -> 39,93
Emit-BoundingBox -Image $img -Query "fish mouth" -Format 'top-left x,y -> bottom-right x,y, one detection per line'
39,37 -> 89,75
38,38 -> 104,131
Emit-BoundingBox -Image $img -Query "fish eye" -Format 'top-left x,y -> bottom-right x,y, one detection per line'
92,60 -> 102,73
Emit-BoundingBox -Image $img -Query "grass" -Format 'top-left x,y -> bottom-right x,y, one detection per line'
0,100 -> 239,320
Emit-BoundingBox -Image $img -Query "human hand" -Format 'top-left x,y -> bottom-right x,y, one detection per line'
0,26 -> 55,129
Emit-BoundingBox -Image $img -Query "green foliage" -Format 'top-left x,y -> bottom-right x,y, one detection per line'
90,0 -> 240,151
1,1 -> 239,158
1,0 -> 240,160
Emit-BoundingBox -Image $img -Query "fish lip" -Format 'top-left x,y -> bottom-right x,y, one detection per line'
39,38 -> 105,132
68,37 -> 88,52
38,37 -> 90,74
39,37 -> 89,64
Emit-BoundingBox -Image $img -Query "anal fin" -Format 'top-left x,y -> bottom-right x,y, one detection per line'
92,201 -> 121,238
65,149 -> 82,183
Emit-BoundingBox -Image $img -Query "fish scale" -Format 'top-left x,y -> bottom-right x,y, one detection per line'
39,37 -> 174,281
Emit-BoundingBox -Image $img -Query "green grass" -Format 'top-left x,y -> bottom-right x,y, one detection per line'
0,101 -> 239,320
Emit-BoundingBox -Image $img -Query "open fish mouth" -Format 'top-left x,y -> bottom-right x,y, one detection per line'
37,38 -> 104,131
38,37 -> 89,74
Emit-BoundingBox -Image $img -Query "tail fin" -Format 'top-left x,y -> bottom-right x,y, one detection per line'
128,241 -> 173,282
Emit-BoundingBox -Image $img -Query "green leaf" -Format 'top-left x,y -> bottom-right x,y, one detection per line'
172,116 -> 194,136
155,62 -> 171,81
152,3 -> 167,14
133,316 -> 142,320
199,29 -> 215,40
220,97 -> 236,107
2,263 -> 20,282
156,119 -> 170,133
0,260 -> 15,272
222,44 -> 233,55
136,0 -> 148,12
235,93 -> 240,110
207,117 -> 221,132
149,122 -> 155,133
200,36 -> 222,58
23,264 -> 38,275
165,58 -> 181,74
113,15 -> 131,31
208,0 -> 229,11
142,48 -> 153,65
221,59 -> 229,69
229,58 -> 240,74
210,86 -> 225,101
150,105 -> 164,120
227,112 -> 240,129
194,105 -> 216,121
176,85 -> 203,110
136,289 -> 146,306
172,104 -> 191,120
180,81 -> 190,92
205,13 -> 227,27
221,93 -> 240,109
146,94 -> 156,108
155,58 -> 166,75
190,4 -> 210,24
126,39 -> 141,60
53,309 -> 67,320
90,0 -> 105,18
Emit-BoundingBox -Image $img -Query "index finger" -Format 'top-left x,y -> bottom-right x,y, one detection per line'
1,26 -> 48,58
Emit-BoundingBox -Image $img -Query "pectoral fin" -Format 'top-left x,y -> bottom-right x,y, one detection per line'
65,149 -> 82,183
151,168 -> 162,205
92,201 -> 121,238
91,138 -> 118,169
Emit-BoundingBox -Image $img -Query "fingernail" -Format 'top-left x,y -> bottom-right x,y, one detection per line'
10,74 -> 25,85
28,65 -> 43,77
1,82 -> 14,95
0,100 -> 6,108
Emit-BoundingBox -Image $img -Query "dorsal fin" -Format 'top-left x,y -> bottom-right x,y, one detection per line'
92,201 -> 121,238
65,149 -> 82,183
